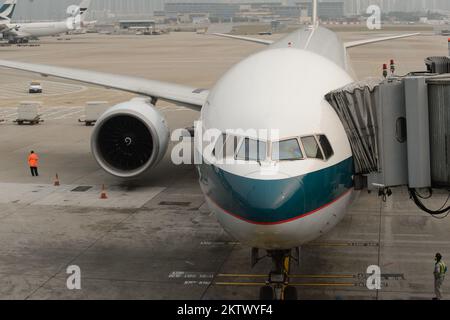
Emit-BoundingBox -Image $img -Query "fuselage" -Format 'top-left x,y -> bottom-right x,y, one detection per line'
196,26 -> 356,250
5,17 -> 76,39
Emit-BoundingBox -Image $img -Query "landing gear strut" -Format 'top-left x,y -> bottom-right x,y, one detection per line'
254,248 -> 300,300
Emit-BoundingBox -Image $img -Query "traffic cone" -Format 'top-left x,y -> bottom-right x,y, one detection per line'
54,174 -> 60,186
100,184 -> 108,199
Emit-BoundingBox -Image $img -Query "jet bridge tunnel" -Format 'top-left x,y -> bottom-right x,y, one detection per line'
325,56 -> 450,216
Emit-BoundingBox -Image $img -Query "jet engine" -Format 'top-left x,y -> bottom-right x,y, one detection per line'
91,97 -> 170,178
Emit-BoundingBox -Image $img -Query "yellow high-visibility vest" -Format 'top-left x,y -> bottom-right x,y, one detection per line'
437,261 -> 447,275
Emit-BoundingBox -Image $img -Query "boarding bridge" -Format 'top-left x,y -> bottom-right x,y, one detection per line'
325,57 -> 450,215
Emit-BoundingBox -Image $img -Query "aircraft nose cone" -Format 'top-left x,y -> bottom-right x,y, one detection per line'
231,173 -> 304,214
199,158 -> 354,225
199,164 -> 307,224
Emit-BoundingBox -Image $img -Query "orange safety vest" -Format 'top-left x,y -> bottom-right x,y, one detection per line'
28,154 -> 39,167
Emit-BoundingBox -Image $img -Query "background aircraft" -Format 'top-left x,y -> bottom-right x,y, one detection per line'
0,0 -> 16,33
0,0 -> 419,300
1,0 -> 91,43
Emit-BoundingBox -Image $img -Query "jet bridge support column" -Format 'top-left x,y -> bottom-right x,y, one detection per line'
404,77 -> 431,189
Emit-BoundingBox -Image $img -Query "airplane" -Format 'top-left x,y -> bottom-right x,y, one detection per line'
0,0 -> 420,300
67,0 -> 96,33
67,0 -> 92,26
0,0 -> 16,33
0,0 -> 15,19
1,0 -> 91,44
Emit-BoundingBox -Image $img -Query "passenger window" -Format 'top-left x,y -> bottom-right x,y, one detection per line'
301,136 -> 323,160
236,138 -> 267,161
318,135 -> 334,160
272,139 -> 303,161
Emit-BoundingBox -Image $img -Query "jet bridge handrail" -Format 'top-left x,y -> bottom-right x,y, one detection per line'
325,78 -> 383,175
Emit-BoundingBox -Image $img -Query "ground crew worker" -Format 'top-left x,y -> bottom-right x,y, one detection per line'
434,253 -> 447,300
28,151 -> 39,177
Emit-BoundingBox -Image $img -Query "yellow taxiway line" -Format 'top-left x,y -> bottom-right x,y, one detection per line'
290,275 -> 355,279
215,282 -> 267,287
214,282 -> 355,287
217,274 -> 355,279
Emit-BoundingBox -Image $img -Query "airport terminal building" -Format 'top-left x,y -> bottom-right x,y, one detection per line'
119,20 -> 156,29
164,2 -> 241,19
164,1 -> 345,21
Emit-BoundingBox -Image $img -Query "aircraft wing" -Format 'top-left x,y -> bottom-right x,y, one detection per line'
344,33 -> 420,49
0,60 -> 208,110
213,33 -> 274,45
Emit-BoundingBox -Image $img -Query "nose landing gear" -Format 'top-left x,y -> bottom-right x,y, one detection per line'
254,248 -> 300,300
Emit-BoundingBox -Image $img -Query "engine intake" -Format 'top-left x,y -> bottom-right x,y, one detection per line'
91,97 -> 170,178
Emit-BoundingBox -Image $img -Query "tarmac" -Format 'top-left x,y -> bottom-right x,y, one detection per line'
0,30 -> 449,300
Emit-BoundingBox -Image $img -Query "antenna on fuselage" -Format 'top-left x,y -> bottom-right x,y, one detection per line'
312,0 -> 318,26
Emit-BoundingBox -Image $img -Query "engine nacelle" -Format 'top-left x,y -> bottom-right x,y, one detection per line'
91,97 -> 170,178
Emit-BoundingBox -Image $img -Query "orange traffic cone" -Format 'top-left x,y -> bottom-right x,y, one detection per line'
100,184 -> 108,199
54,174 -> 60,186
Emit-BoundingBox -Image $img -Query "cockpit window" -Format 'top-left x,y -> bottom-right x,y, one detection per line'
213,134 -> 241,160
318,135 -> 334,160
272,138 -> 303,161
301,136 -> 323,160
212,133 -> 226,159
236,138 -> 267,162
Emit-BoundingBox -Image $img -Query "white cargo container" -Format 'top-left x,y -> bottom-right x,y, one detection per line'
80,101 -> 110,126
15,101 -> 43,125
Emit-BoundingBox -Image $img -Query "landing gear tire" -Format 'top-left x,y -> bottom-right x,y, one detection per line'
259,286 -> 274,300
283,286 -> 298,300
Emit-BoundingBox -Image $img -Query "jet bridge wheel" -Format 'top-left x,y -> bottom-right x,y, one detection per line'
259,286 -> 275,300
